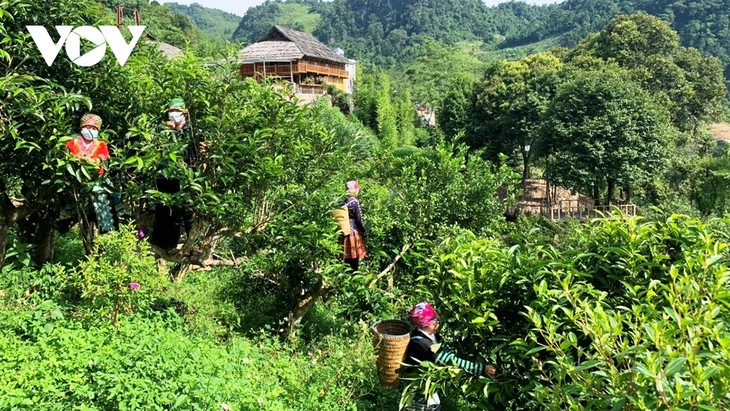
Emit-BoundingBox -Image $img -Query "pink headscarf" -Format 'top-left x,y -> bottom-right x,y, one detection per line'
408,302 -> 439,329
346,180 -> 360,196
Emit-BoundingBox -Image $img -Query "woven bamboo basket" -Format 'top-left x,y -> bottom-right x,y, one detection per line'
370,319 -> 412,388
330,206 -> 351,235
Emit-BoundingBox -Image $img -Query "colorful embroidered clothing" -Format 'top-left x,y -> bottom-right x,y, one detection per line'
345,197 -> 367,236
341,230 -> 367,259
403,329 -> 484,376
66,136 -> 116,233
66,139 -> 109,161
340,197 -> 367,259
80,113 -> 102,129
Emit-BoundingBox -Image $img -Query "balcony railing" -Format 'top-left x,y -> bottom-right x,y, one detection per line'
240,60 -> 347,78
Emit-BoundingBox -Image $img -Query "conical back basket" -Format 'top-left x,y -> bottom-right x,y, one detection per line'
370,319 -> 412,388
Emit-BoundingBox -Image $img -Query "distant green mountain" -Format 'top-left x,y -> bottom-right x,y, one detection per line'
231,0 -> 325,45
502,0 -> 730,81
214,0 -> 729,87
166,2 -> 241,40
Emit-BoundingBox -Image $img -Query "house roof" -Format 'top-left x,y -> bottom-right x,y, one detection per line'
144,33 -> 183,59
157,41 -> 183,59
239,25 -> 350,65
239,41 -> 303,63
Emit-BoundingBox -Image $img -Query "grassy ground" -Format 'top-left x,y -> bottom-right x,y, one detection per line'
0,234 -> 402,410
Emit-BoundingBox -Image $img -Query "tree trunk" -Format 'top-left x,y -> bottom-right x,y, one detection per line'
71,186 -> 94,254
17,207 -> 57,264
522,149 -> 531,187
607,179 -> 615,206
34,217 -> 56,264
286,278 -> 329,340
0,222 -> 8,269
623,185 -> 633,203
0,196 -> 49,269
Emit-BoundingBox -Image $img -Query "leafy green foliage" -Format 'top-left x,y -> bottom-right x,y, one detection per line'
402,38 -> 487,107
543,66 -> 672,204
312,0 -> 501,64
0,308 -> 387,410
416,213 -> 730,409
471,52 -> 563,172
72,227 -> 166,322
571,13 -> 727,132
232,0 -> 325,44
690,149 -> 730,216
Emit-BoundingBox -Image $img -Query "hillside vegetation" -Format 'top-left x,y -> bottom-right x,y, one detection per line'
1,0 -> 730,410
228,0 -> 729,89
167,2 -> 241,39
116,0 -> 729,96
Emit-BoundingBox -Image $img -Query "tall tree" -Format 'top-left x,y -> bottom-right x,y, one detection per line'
375,73 -> 398,146
542,67 -> 673,204
570,13 -> 727,133
473,53 -> 564,182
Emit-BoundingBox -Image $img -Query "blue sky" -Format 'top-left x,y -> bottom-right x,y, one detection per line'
162,0 -> 563,17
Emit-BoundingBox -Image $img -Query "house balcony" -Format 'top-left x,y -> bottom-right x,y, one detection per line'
241,60 -> 347,79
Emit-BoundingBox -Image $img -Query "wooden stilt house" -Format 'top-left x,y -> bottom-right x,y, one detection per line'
239,25 -> 355,99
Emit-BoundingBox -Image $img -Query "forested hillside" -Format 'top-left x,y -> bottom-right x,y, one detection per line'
166,2 -> 241,39
130,0 -> 728,90
504,0 -> 730,80
230,0 -> 541,62
228,0 -> 729,87
100,0 -> 200,48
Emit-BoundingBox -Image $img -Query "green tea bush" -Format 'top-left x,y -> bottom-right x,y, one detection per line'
414,213 -> 730,410
354,145 -> 516,286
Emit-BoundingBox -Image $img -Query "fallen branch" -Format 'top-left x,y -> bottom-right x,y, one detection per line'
201,257 -> 246,267
149,244 -> 245,268
367,243 -> 411,289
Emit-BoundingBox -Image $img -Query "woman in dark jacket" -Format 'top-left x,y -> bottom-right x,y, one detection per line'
401,302 -> 496,411
340,180 -> 367,271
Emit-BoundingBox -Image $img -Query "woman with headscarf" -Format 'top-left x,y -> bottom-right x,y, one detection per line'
149,98 -> 196,258
166,97 -> 188,132
340,180 -> 367,271
67,113 -> 109,163
401,302 -> 496,411
66,113 -> 117,235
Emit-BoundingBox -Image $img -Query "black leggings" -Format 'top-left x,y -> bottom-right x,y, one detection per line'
344,258 -> 359,272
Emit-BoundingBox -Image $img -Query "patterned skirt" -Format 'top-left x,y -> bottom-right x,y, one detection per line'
341,229 -> 367,259
401,393 -> 441,411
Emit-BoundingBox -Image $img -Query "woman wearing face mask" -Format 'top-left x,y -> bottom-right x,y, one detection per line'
165,97 -> 201,164
149,98 -> 197,258
67,113 -> 109,164
65,113 -> 117,237
166,97 -> 188,132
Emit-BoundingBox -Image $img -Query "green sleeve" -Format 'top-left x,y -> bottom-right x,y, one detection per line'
433,346 -> 484,376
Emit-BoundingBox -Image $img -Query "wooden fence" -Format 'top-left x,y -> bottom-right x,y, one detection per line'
546,200 -> 637,221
